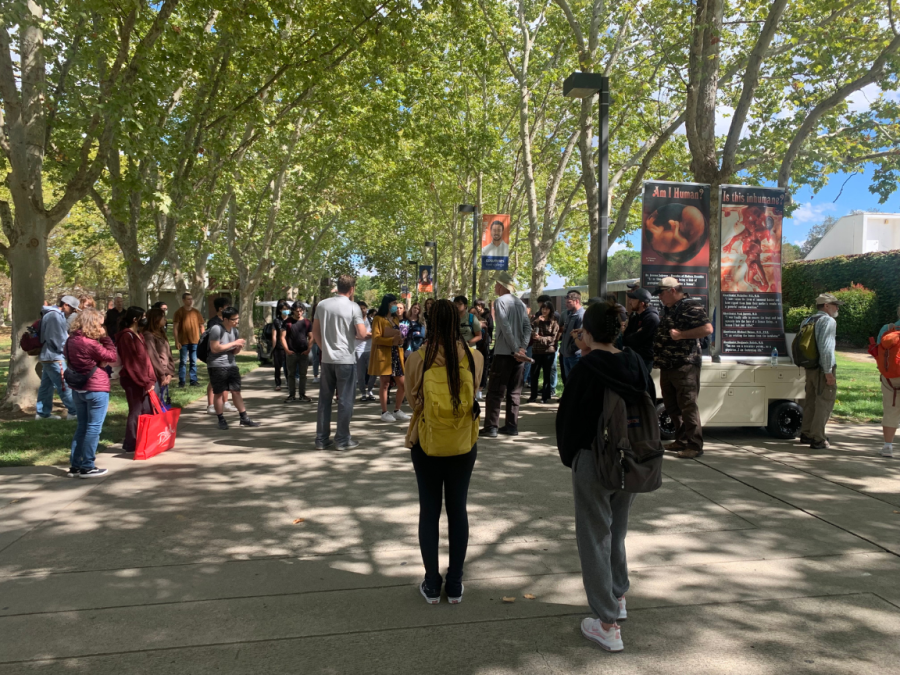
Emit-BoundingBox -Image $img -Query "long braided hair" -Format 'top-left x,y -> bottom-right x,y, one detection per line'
422,299 -> 465,415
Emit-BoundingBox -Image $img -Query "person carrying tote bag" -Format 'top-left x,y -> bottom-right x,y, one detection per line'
404,299 -> 484,606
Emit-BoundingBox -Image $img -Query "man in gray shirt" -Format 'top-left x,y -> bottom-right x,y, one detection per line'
480,272 -> 531,437
208,307 -> 260,430
800,293 -> 841,449
312,274 -> 368,451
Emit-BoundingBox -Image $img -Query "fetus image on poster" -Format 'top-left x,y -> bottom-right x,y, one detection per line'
643,203 -> 709,264
721,204 -> 782,293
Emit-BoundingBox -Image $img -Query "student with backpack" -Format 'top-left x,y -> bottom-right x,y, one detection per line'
875,304 -> 900,458
207,307 -> 261,430
793,293 -> 841,449
204,297 -> 237,415
35,296 -> 80,420
556,299 -> 660,652
404,299 -> 484,605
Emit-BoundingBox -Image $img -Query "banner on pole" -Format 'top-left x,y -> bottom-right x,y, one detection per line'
417,266 -> 433,293
719,185 -> 787,356
481,214 -> 510,271
641,180 -> 711,312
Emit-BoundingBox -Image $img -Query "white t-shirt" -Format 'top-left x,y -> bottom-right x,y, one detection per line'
482,241 -> 510,257
316,295 -> 365,365
355,316 -> 372,356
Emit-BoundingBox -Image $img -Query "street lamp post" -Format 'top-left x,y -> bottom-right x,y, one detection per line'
424,241 -> 438,298
458,204 -> 477,302
563,72 -> 609,299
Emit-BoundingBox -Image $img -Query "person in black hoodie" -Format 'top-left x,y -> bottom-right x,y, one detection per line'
622,288 -> 659,372
556,299 -> 654,653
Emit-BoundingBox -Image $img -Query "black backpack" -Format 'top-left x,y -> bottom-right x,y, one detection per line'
196,330 -> 211,363
591,362 -> 664,493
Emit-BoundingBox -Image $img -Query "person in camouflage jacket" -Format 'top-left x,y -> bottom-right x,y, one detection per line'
652,277 -> 713,459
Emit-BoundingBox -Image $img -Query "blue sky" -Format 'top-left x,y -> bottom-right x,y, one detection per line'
544,164 -> 900,288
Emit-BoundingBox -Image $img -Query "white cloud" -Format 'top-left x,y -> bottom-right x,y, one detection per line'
608,240 -> 628,255
793,239 -> 804,246
790,202 -> 835,225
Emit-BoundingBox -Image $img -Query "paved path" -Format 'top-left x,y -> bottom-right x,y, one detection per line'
1,368 -> 899,673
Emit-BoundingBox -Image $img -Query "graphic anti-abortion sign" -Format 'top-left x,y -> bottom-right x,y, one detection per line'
719,185 -> 787,356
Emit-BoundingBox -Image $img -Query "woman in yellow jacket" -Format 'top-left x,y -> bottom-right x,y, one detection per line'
368,294 -> 410,422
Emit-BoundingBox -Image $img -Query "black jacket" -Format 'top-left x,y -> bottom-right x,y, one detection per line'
622,306 -> 660,364
555,348 -> 653,468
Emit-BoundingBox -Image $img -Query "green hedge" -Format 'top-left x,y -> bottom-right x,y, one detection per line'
784,305 -> 812,333
782,250 -> 900,344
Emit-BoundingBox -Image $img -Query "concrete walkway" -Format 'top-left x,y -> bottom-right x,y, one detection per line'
1,368 -> 898,674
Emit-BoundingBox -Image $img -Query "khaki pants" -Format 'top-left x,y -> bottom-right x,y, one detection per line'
660,364 -> 703,452
801,368 -> 836,444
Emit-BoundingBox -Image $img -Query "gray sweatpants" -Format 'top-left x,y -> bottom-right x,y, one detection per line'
572,447 -> 636,624
357,351 -> 372,396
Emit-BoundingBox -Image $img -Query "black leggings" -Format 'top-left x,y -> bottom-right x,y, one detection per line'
411,443 -> 477,591
530,353 -> 554,400
273,349 -> 285,387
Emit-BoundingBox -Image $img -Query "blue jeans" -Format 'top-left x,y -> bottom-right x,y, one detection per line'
562,355 -> 580,382
179,344 -> 198,384
316,363 -> 357,446
522,346 -> 534,384
550,354 -> 558,391
36,360 -> 76,418
70,391 -> 109,470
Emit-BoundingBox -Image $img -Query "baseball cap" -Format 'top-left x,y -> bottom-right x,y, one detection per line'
627,288 -> 652,304
815,293 -> 844,306
60,295 -> 80,310
651,276 -> 681,296
626,281 -> 641,291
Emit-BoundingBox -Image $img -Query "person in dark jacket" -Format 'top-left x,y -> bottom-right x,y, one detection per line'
556,299 -> 654,654
66,308 -> 118,478
116,307 -> 157,453
622,288 -> 659,371
143,307 -> 176,404
528,301 -> 560,403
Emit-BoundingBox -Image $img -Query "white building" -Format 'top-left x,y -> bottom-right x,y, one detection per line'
805,212 -> 900,260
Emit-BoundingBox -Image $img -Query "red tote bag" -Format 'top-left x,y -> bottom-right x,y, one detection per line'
134,390 -> 181,460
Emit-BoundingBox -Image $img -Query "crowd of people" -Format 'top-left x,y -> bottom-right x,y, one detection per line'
27,272 -> 900,653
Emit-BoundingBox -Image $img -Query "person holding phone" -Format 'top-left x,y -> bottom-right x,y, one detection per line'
369,294 -> 410,422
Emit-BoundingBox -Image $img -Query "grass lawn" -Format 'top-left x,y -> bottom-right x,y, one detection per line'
832,352 -> 885,424
0,331 -> 258,467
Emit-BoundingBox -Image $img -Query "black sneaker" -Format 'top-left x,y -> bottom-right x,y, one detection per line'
315,440 -> 335,450
479,426 -> 498,438
189,381 -> 200,387
66,466 -> 79,478
284,395 -> 296,403
177,382 -> 185,388
446,582 -> 464,605
218,418 -> 229,430
798,433 -> 813,444
498,425 -> 519,436
79,467 -> 108,479
298,396 -> 312,403
239,417 -> 261,428
420,580 -> 441,605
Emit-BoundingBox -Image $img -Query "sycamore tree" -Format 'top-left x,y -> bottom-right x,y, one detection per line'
0,0 -> 185,410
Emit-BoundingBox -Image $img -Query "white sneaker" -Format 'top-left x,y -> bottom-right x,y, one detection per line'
580,617 -> 624,652
312,377 -> 320,383
223,402 -> 238,413
380,411 -> 396,422
206,405 -> 216,414
617,597 -> 627,621
392,409 -> 410,421
882,444 -> 894,458
35,413 -> 61,420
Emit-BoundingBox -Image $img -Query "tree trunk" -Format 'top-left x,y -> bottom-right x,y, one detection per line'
237,272 -> 258,346
126,264 -> 152,310
2,234 -> 50,412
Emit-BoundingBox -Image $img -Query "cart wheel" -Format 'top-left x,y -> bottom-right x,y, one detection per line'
656,402 -> 676,441
766,401 -> 803,439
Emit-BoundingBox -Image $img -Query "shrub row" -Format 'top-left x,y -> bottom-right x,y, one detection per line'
782,250 -> 900,346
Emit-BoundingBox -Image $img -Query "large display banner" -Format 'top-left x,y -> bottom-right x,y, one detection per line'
641,180 -> 711,312
481,214 -> 510,271
417,266 -> 434,293
719,185 -> 787,356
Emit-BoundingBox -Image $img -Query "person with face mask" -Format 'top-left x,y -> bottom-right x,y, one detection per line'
115,306 -> 157,453
271,300 -> 291,392
799,293 -> 842,449
369,293 -> 411,422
